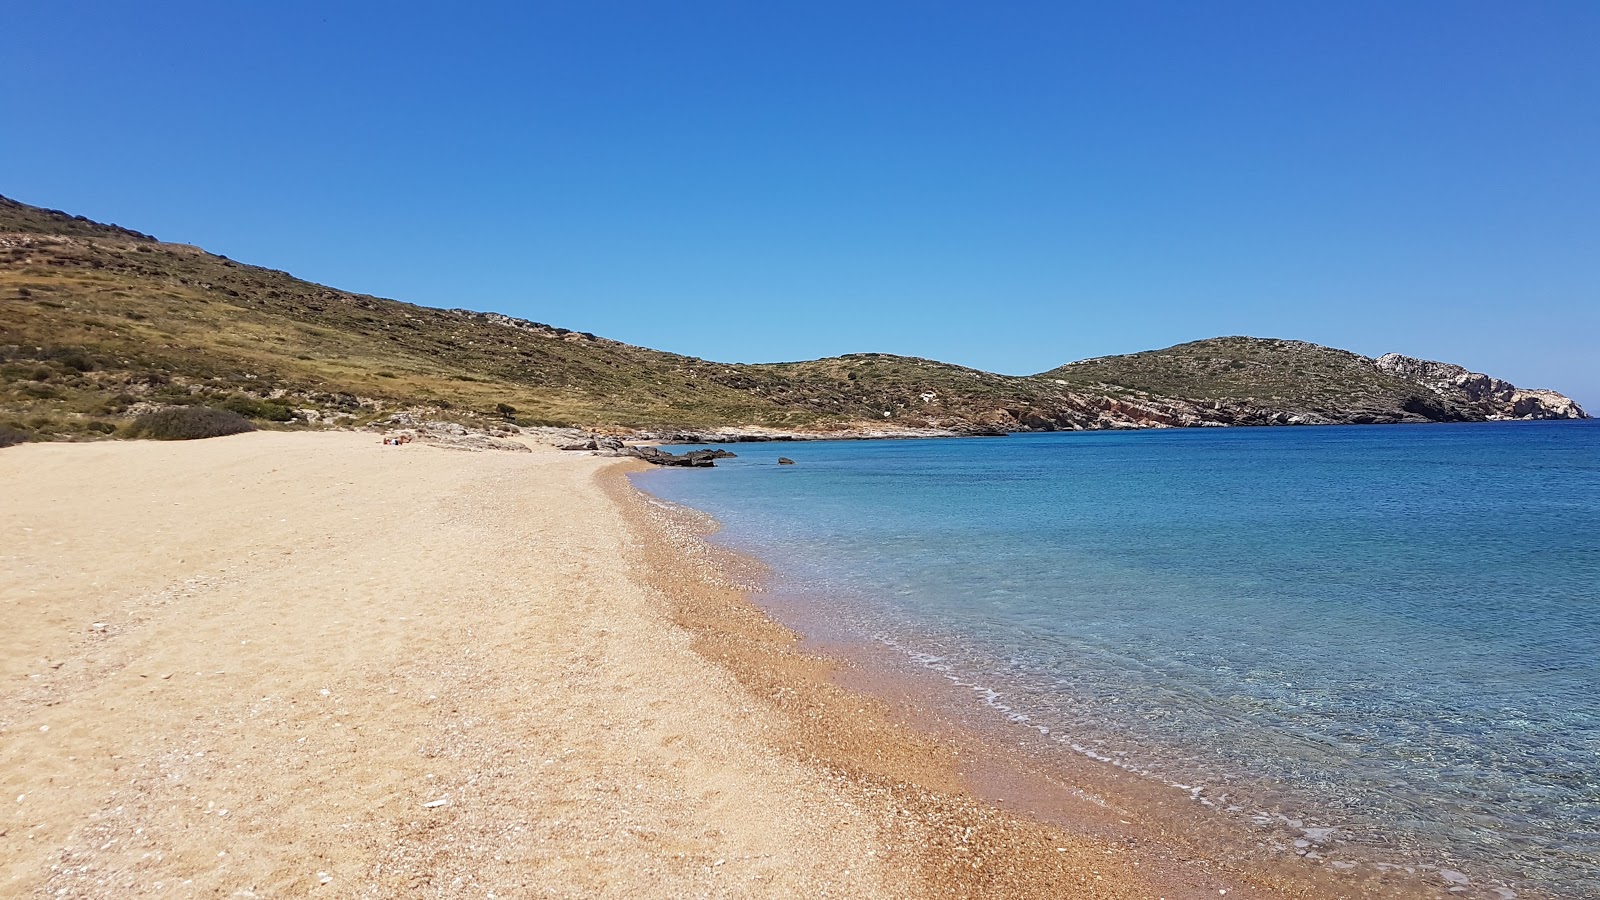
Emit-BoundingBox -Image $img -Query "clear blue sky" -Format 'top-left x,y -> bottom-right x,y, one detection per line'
5,2 -> 1597,405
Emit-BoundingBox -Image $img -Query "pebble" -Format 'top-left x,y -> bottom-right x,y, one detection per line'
423,799 -> 449,808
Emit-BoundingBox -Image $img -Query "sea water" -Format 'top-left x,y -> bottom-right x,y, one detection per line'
631,421 -> 1600,897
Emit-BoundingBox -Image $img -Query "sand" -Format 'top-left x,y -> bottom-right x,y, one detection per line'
2,431 -> 1324,898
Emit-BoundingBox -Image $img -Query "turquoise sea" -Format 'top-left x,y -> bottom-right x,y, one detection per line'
633,420 -> 1600,898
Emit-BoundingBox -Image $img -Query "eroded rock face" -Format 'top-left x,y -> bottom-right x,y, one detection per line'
1375,353 -> 1587,420
1507,389 -> 1587,420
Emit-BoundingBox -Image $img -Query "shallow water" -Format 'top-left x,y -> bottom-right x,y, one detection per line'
632,421 -> 1600,898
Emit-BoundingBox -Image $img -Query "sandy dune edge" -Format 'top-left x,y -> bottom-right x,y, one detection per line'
2,431 -> 1206,898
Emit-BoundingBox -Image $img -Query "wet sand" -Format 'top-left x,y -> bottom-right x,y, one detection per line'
1,430 -> 1416,897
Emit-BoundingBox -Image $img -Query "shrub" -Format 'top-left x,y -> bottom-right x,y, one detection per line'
48,349 -> 96,372
127,406 -> 256,441
218,393 -> 294,421
0,425 -> 28,448
98,393 -> 137,414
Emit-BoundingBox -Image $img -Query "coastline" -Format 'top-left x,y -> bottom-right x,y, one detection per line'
603,467 -> 1178,897
0,430 -> 1476,897
613,464 -> 1517,900
2,430 -> 1162,898
606,467 -> 1409,900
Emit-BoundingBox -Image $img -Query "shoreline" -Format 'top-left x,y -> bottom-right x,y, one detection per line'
602,465 -> 1178,897
606,467 -> 1354,899
612,467 -> 1519,900
0,430 -> 1492,897
3,431 -> 1168,897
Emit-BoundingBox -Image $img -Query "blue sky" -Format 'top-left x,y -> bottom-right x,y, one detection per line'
5,2 -> 1597,405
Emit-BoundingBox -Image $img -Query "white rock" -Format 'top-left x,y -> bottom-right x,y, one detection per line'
423,798 -> 449,808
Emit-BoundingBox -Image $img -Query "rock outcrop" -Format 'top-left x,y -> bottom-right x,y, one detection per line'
622,447 -> 737,467
1374,353 -> 1587,420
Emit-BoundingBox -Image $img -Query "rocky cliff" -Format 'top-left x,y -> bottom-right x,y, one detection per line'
1374,353 -> 1586,421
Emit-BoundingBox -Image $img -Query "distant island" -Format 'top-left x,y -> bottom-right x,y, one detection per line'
1,193 -> 1586,446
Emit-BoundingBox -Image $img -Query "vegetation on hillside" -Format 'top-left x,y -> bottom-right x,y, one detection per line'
1,194 -> 1582,444
1045,337 -> 1445,410
0,195 -> 1080,440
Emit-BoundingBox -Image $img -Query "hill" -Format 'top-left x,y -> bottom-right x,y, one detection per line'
0,194 -> 1585,444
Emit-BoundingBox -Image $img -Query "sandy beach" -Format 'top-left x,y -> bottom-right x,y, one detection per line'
2,431 -> 1340,898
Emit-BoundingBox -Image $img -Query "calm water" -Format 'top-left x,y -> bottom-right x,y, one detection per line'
633,421 -> 1600,897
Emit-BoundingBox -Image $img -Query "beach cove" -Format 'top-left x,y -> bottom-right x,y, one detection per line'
2,430 -> 1302,899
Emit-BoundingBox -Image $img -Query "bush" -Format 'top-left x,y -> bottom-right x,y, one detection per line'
98,393 -> 137,414
0,425 -> 28,448
47,348 -> 96,372
127,406 -> 256,441
218,393 -> 294,421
